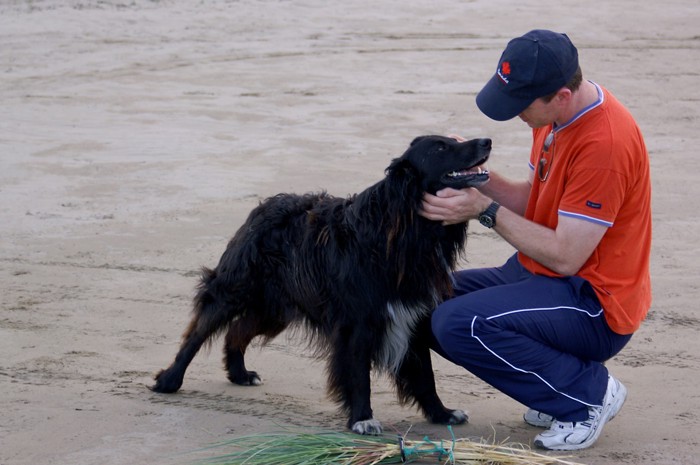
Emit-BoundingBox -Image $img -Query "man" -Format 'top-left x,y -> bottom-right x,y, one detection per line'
421,30 -> 651,450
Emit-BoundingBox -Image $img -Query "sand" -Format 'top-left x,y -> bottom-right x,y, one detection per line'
1,1 -> 699,464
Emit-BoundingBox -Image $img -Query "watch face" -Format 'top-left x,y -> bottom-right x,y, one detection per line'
480,215 -> 494,228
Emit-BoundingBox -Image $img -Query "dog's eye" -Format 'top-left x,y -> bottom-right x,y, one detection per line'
433,144 -> 447,153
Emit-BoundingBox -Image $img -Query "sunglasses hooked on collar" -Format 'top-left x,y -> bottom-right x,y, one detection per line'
538,130 -> 555,182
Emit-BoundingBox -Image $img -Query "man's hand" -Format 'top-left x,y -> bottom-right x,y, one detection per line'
420,188 -> 493,225
446,134 -> 467,142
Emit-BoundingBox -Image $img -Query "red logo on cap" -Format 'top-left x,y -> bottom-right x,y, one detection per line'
497,61 -> 511,84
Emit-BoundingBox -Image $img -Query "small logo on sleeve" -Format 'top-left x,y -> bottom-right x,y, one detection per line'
586,200 -> 602,209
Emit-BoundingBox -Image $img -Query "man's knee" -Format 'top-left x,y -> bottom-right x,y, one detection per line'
431,305 -> 452,343
431,302 -> 478,349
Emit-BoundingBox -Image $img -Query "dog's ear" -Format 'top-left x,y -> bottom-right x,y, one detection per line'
410,135 -> 429,147
384,156 -> 422,208
385,156 -> 416,180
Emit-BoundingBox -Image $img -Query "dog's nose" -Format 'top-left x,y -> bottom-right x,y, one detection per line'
478,138 -> 492,150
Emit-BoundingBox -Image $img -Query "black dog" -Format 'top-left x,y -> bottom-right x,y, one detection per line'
151,135 -> 491,434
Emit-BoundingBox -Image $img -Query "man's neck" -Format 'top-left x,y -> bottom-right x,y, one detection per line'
555,80 -> 599,126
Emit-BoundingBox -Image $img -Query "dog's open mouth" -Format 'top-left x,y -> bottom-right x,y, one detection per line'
443,161 -> 490,187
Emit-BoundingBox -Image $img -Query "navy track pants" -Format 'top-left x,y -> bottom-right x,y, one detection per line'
431,254 -> 632,422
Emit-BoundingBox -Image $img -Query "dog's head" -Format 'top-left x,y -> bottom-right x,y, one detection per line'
387,135 -> 491,195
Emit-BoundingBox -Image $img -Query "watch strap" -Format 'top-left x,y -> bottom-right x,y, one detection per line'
479,201 -> 500,228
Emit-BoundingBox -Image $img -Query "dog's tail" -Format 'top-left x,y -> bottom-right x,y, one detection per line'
189,238 -> 255,346
189,266 -> 226,347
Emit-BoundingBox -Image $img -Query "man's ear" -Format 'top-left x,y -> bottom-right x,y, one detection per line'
555,88 -> 573,104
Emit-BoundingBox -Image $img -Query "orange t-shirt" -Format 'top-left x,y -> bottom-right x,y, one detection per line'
519,84 -> 652,335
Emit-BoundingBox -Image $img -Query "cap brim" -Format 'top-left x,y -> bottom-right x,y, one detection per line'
476,73 -> 536,121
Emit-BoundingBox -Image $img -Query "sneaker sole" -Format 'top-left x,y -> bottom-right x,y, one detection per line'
523,412 -> 554,428
535,378 -> 627,451
607,378 -> 627,422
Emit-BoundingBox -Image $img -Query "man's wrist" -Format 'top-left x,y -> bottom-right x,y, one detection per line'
478,201 -> 500,229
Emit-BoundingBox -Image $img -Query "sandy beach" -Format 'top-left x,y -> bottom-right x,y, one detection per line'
2,1 -> 699,464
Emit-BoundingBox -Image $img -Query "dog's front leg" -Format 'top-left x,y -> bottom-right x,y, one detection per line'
327,332 -> 382,435
395,317 -> 468,426
346,365 -> 382,435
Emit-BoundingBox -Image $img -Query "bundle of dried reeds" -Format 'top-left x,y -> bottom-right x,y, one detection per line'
196,427 -> 586,465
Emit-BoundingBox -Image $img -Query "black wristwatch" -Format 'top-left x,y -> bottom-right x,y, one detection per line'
478,201 -> 500,229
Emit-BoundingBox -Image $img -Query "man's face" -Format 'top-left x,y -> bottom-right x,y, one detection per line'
518,96 -> 558,128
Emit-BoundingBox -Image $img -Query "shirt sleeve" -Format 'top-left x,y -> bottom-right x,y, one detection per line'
558,167 -> 627,227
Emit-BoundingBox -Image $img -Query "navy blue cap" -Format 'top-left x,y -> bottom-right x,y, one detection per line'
476,30 -> 579,121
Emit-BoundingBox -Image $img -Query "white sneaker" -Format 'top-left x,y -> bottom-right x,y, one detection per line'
534,375 -> 627,451
523,409 -> 554,428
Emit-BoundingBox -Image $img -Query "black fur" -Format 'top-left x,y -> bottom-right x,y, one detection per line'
151,135 -> 492,434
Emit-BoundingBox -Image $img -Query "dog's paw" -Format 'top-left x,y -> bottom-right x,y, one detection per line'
429,408 -> 469,425
227,370 -> 262,386
447,409 -> 468,425
150,369 -> 183,393
351,418 -> 383,435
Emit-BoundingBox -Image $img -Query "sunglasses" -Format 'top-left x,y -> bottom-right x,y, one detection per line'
538,131 -> 555,182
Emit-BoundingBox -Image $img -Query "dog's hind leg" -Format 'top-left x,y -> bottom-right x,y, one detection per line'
223,316 -> 286,386
151,269 -> 237,394
394,316 -> 468,425
151,319 -> 208,393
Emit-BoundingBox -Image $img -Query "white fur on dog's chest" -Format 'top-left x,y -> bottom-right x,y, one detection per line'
379,300 -> 432,374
